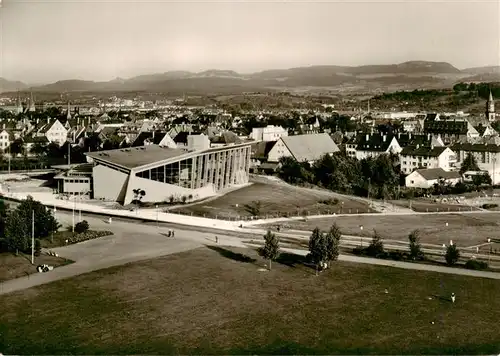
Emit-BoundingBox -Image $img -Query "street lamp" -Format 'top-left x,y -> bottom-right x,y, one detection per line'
488,238 -> 492,264
360,225 -> 364,247
72,194 -> 76,233
156,204 -> 159,229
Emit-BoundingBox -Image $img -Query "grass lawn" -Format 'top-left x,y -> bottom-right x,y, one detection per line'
275,213 -> 500,248
172,180 -> 374,220
0,252 -> 72,283
391,200 -> 479,213
1,246 -> 499,355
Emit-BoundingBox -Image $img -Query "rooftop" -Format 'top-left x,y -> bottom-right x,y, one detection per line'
87,145 -> 188,169
413,168 -> 461,181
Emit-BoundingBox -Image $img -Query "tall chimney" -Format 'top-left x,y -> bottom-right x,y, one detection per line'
383,134 -> 387,142
427,133 -> 430,141
366,134 -> 369,141
2,123 -> 5,130
47,117 -> 50,125
398,132 -> 401,139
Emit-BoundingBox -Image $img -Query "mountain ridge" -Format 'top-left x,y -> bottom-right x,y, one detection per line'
2,61 -> 498,94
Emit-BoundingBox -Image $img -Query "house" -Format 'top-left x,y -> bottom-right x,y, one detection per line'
423,117 -> 479,144
131,131 -> 167,147
267,133 -> 339,164
0,129 -> 13,151
402,120 -> 423,133
348,133 -> 402,160
36,119 -> 68,146
451,137 -> 500,184
399,144 -> 457,174
250,125 -> 288,142
210,131 -> 242,147
405,168 -> 461,189
474,123 -> 497,138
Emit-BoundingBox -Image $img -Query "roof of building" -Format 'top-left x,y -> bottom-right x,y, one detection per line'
281,133 -> 339,161
451,141 -> 500,153
424,120 -> 468,135
211,131 -> 242,145
400,145 -> 448,157
251,141 -> 277,159
86,142 -> 254,170
413,168 -> 461,181
87,145 -> 188,169
173,131 -> 191,144
131,131 -> 167,147
24,135 -> 49,144
355,133 -> 395,152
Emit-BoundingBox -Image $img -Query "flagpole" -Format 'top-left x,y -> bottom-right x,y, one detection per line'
31,209 -> 34,265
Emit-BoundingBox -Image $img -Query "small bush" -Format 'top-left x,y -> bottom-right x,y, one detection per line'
66,230 -> 113,245
445,244 -> 460,266
74,220 -> 90,234
388,251 -> 405,261
482,203 -> 498,209
318,198 -> 339,206
465,259 -> 489,270
352,247 -> 364,256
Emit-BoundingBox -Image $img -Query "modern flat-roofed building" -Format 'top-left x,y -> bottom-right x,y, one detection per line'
85,143 -> 252,205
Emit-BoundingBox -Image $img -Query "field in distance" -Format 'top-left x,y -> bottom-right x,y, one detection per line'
1,246 -> 499,355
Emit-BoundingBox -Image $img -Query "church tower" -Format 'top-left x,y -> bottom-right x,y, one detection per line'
66,101 -> 72,120
28,91 -> 36,112
487,90 -> 496,122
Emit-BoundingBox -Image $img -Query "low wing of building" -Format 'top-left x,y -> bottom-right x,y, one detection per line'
405,168 -> 461,189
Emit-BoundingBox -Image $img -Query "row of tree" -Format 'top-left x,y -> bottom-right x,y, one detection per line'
260,225 -> 465,274
278,153 -> 400,199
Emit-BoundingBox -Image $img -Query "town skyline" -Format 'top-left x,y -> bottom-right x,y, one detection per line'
1,0 -> 499,84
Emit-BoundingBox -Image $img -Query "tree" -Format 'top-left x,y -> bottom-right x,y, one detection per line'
445,244 -> 460,266
324,223 -> 341,266
132,189 -> 146,207
408,229 -> 424,261
308,227 -> 328,275
9,139 -> 24,156
30,142 -> 47,157
366,230 -> 385,257
4,196 -> 59,254
244,200 -> 262,217
460,152 -> 480,175
259,230 -> 280,270
5,210 -> 30,255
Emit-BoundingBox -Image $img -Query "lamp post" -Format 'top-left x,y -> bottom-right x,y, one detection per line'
360,225 -> 364,247
156,204 -> 159,229
488,238 -> 492,264
72,194 -> 76,233
31,209 -> 34,265
52,206 -> 57,244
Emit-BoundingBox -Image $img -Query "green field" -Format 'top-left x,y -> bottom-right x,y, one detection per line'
173,179 -> 374,220
1,246 -> 499,355
277,213 -> 500,248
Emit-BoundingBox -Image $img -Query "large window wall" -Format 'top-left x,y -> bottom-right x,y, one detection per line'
135,158 -> 193,188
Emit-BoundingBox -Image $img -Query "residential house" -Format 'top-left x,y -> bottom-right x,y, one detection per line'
402,120 -> 423,133
0,129 -> 13,151
405,168 -> 461,189
267,133 -> 339,164
35,119 -> 68,146
131,131 -> 172,147
250,125 -> 288,142
451,137 -> 500,184
474,123 -> 497,138
210,131 -> 242,148
399,144 -> 457,174
250,140 -> 278,173
348,132 -> 402,160
423,117 -> 479,144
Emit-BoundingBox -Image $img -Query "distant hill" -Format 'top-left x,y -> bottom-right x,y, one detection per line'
0,78 -> 28,93
462,66 -> 500,75
4,60 -> 484,95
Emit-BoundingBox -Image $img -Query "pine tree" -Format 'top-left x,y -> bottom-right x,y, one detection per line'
260,230 -> 280,270
325,223 -> 341,267
308,227 -> 328,275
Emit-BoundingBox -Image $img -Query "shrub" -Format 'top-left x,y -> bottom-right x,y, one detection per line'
66,230 -> 113,244
74,220 -> 90,234
465,259 -> 488,270
482,203 -> 498,209
181,195 -> 188,204
388,251 -> 406,261
365,230 -> 385,258
352,247 -> 364,255
318,198 -> 339,206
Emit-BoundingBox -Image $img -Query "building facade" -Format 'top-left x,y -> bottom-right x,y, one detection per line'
251,125 -> 288,142
86,143 -> 252,205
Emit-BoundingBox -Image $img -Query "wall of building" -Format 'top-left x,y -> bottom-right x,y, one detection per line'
267,139 -> 292,162
63,178 -> 91,194
124,175 -> 216,205
92,164 -> 130,202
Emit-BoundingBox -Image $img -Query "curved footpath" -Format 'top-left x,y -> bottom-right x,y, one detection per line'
2,210 -> 500,296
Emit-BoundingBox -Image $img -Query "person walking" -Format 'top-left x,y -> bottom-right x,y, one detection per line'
172,230 -> 175,238
451,293 -> 456,303
215,236 -> 218,244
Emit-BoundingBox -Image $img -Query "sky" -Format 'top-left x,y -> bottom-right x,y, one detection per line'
0,0 -> 499,84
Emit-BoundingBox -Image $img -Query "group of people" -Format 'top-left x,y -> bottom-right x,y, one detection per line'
167,229 -> 175,238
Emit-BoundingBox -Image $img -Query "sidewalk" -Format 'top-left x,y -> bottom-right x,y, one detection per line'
0,189 -> 241,231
